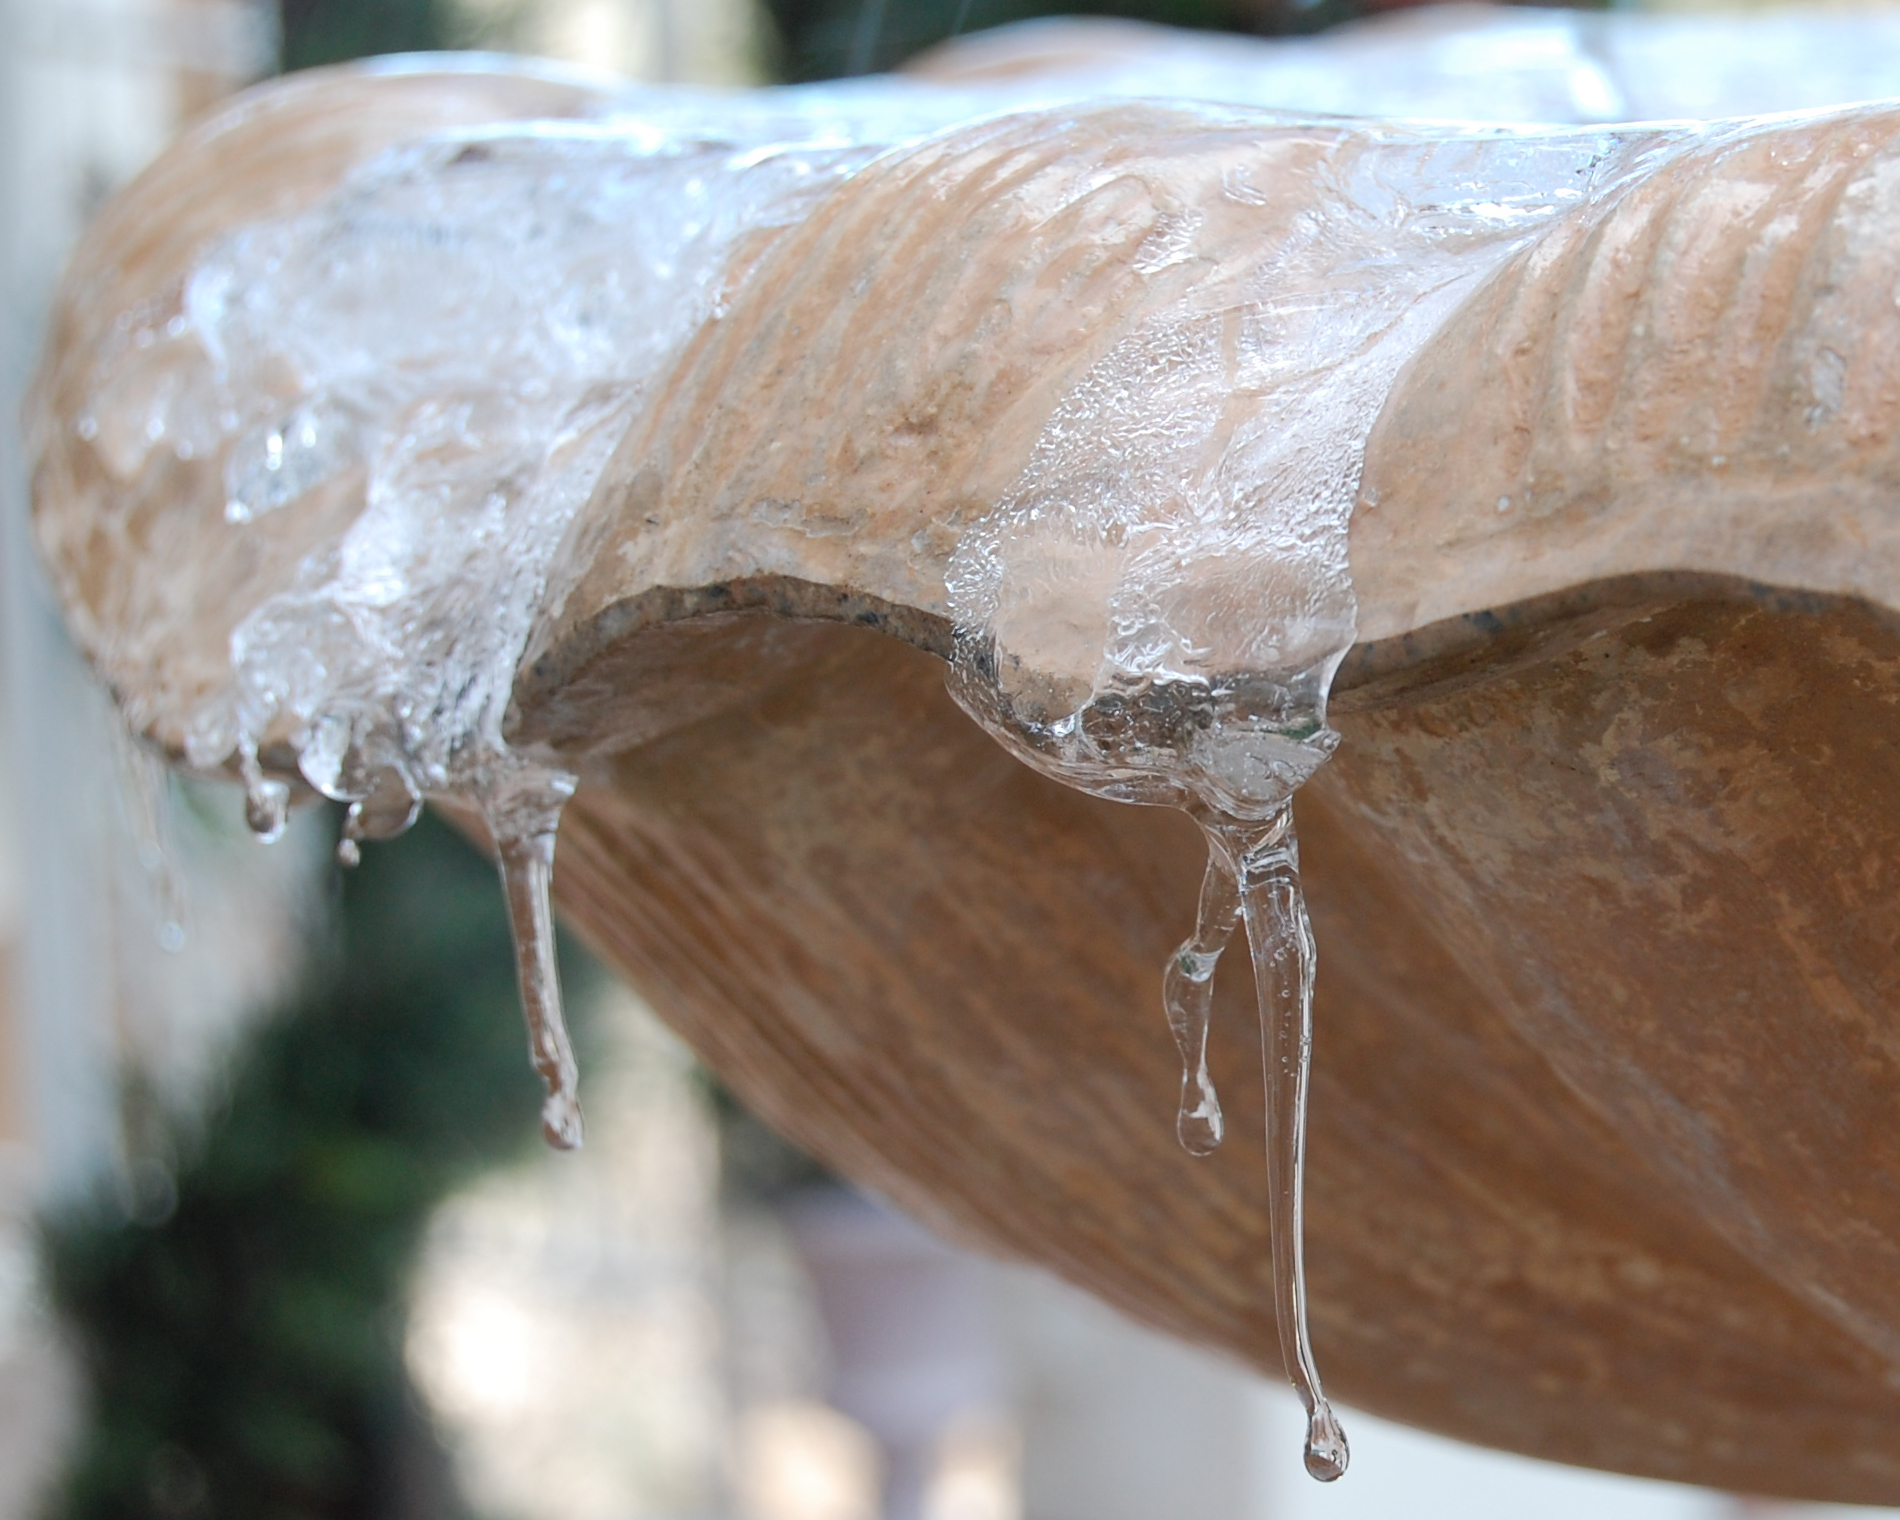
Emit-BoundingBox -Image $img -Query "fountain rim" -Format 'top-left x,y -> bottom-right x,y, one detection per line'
499,566 -> 1875,759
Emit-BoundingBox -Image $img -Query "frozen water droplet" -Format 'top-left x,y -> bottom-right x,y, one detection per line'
1304,1401 -> 1350,1482
182,705 -> 237,774
245,781 -> 289,841
487,772 -> 584,1151
297,713 -> 351,799
337,765 -> 423,843
332,792 -> 373,868
236,744 -> 289,843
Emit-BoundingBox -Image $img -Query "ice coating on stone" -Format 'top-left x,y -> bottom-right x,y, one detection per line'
933,6 -> 1900,125
75,80 -> 1140,805
168,118 -> 918,811
57,100 -> 965,1162
944,123 -> 1689,820
53,16 -> 1898,826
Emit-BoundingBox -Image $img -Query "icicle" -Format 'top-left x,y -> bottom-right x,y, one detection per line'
335,799 -> 368,868
1213,805 -> 1349,1483
486,771 -> 584,1151
236,740 -> 289,843
1162,824 -> 1240,1155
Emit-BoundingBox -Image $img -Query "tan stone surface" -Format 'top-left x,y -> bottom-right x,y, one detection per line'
544,608 -> 1900,1504
1353,109 -> 1900,641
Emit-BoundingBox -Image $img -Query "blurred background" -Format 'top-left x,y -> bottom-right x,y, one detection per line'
0,0 -> 1894,1516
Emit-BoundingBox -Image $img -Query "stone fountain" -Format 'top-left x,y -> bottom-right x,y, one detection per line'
29,6 -> 1900,1500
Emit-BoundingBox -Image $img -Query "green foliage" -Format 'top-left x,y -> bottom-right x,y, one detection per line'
279,0 -> 455,71
759,0 -> 1348,81
708,1078 -> 835,1201
41,812 -> 591,1520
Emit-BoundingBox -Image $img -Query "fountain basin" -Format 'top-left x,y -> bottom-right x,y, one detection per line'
29,39 -> 1900,1501
537,584 -> 1900,1505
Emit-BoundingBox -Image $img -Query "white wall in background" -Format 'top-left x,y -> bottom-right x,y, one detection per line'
994,1270 -> 1257,1520
712,1183 -> 1900,1520
0,8 -> 283,1513
0,0 -> 286,1205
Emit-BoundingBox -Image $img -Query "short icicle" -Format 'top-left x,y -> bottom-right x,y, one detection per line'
1163,824 -> 1241,1155
236,740 -> 290,843
1207,805 -> 1349,1483
486,773 -> 585,1151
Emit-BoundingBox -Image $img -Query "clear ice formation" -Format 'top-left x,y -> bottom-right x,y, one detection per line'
940,3 -> 1900,123
1164,824 -> 1241,1157
36,3 -> 1900,1480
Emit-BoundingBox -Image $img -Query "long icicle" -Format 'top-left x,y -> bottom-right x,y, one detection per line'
1215,806 -> 1349,1482
1164,825 -> 1242,1155
488,774 -> 585,1151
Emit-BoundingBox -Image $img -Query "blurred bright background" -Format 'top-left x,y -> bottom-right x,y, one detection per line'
2,0 -> 1898,1517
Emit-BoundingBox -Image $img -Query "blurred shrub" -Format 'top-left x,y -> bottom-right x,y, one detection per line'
279,0 -> 1414,85
280,0 -> 455,70
765,0 -> 1392,79
42,812 -> 595,1520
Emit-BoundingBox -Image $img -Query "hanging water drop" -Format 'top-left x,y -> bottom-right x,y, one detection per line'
487,771 -> 584,1151
1303,1398 -> 1350,1483
1210,805 -> 1348,1483
335,797 -> 374,867
236,743 -> 289,843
